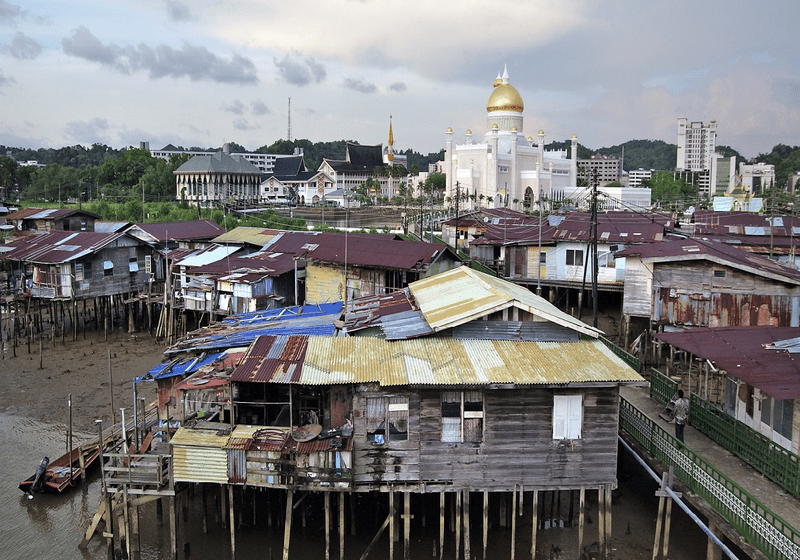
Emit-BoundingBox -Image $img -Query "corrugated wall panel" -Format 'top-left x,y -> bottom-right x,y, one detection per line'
172,445 -> 228,484
306,264 -> 344,305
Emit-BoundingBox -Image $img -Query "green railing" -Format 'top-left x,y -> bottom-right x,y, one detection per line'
598,336 -> 640,372
690,394 -> 800,501
649,367 -> 678,405
620,397 -> 800,560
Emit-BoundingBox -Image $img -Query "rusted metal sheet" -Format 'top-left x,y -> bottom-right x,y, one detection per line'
231,334 -> 643,387
170,427 -> 229,484
226,437 -> 251,484
655,288 -> 794,328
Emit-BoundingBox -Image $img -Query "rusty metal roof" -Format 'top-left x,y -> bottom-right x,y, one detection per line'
1,230 -> 129,264
4,207 -> 100,220
212,227 -> 278,247
653,327 -> 800,400
619,237 -> 800,284
408,266 -> 601,337
343,289 -> 433,339
229,334 -> 642,386
552,212 -> 668,243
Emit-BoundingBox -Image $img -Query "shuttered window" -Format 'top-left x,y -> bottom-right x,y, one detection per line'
553,395 -> 583,440
441,391 -> 483,443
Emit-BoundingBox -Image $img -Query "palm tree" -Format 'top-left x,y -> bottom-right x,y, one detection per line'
487,196 -> 494,207
513,198 -> 519,210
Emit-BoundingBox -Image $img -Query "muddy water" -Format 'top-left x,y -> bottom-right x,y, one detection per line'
2,409 -> 716,560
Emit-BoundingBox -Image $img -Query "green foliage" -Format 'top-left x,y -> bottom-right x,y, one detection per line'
753,144 -> 800,190
649,171 -> 698,207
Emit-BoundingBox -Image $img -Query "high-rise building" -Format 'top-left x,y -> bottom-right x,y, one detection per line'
676,118 -> 718,195
577,154 -> 621,186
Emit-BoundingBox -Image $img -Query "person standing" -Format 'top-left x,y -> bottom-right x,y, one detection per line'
674,389 -> 690,443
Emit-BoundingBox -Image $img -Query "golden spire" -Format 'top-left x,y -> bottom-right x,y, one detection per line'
387,115 -> 394,163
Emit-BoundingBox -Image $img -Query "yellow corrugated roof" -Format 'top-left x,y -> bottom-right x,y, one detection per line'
213,227 -> 276,247
170,426 -> 231,448
409,266 -> 601,337
297,336 -> 642,386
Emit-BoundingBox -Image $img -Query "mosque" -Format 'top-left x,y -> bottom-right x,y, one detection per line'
443,66 -> 580,211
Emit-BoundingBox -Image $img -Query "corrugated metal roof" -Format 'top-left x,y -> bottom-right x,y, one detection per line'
212,227 -> 277,247
4,207 -> 100,220
230,334 -> 642,386
552,212 -> 668,243
408,266 -> 600,337
1,231 -> 127,264
94,221 -> 132,233
176,245 -> 241,268
654,326 -> 800,400
130,220 -> 225,242
170,426 -> 231,447
619,237 -> 800,284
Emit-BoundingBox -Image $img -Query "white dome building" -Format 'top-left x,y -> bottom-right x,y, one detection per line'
444,66 -> 578,211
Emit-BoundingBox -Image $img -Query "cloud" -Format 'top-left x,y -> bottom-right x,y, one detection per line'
274,55 -> 326,86
388,82 -> 406,93
63,118 -> 110,142
233,118 -> 259,131
0,0 -> 24,25
0,68 -> 16,89
8,32 -> 42,60
222,99 -> 245,115
165,0 -> 194,22
251,99 -> 270,115
344,78 -> 376,94
62,26 -> 258,84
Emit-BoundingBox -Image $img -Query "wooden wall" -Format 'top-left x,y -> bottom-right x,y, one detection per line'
351,385 -> 621,491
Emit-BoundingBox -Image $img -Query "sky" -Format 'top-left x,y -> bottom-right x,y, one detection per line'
0,0 -> 798,160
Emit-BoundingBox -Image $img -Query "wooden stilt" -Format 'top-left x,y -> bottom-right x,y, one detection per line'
358,513 -> 391,560
598,486 -> 606,560
578,487 -> 586,557
325,491 -> 331,560
605,485 -> 612,556
229,485 -> 236,560
439,491 -> 445,560
131,500 -> 140,553
511,487 -> 517,560
483,490 -> 488,560
530,489 -> 539,560
462,490 -> 470,560
283,489 -> 294,560
339,492 -> 345,560
220,485 -> 227,529
169,496 -> 177,560
389,491 -> 395,559
455,491 -> 461,560
202,484 -> 208,533
123,486 -> 131,560
403,492 -> 411,560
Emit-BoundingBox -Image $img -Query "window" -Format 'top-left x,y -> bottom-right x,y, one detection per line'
75,263 -> 84,282
553,395 -> 582,440
539,251 -> 547,265
441,391 -> 483,443
713,269 -> 726,278
84,262 -> 93,280
566,249 -> 584,266
763,397 -> 794,440
103,260 -> 114,277
129,257 -> 139,273
366,396 -> 408,444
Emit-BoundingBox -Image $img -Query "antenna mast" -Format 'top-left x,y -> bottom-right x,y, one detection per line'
287,97 -> 292,142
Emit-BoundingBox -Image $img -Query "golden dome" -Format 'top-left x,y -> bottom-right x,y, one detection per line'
446,127 -> 453,133
487,83 -> 524,113
538,129 -> 544,135
466,129 -> 472,135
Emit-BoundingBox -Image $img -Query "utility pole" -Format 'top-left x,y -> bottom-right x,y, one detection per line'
454,182 -> 460,251
537,191 -> 542,294
591,169 -> 599,328
141,179 -> 145,223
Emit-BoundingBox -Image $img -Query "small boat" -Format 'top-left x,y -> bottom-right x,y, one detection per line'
19,443 -> 103,496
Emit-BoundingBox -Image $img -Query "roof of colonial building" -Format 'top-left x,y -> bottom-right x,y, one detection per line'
174,151 -> 262,175
271,155 -> 305,176
323,143 -> 385,172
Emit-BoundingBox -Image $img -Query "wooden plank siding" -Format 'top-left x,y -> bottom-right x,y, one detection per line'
351,386 -> 620,491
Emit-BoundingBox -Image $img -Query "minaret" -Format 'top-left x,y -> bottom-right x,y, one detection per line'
570,134 -> 578,189
386,115 -> 395,165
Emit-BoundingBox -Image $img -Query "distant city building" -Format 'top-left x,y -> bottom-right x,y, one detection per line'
789,172 -> 800,193
739,162 -> 775,195
577,154 -> 621,186
628,169 -> 653,188
151,142 -> 297,174
444,66 -> 579,211
174,151 -> 263,207
714,155 -> 737,195
676,118 -> 718,195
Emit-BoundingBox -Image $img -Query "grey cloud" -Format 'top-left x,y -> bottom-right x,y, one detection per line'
274,55 -> 326,86
64,118 -> 110,142
251,99 -> 270,115
388,82 -> 407,92
9,32 -> 42,60
344,78 -> 377,94
62,26 -> 258,85
0,0 -> 24,25
0,68 -> 16,88
233,118 -> 259,131
222,99 -> 245,115
165,0 -> 194,22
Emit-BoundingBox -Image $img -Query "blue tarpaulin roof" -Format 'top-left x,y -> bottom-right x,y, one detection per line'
137,352 -> 226,383
222,302 -> 343,326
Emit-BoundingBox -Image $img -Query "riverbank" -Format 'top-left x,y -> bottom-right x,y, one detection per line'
0,329 -> 167,432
